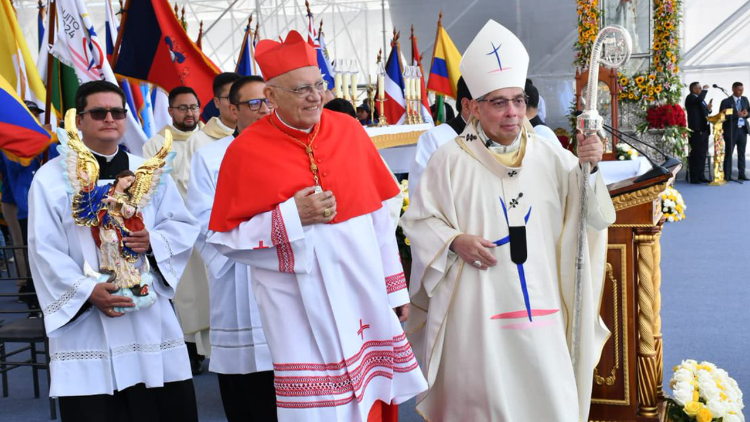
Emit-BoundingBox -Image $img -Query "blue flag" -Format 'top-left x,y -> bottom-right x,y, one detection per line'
236,25 -> 254,76
316,33 -> 334,89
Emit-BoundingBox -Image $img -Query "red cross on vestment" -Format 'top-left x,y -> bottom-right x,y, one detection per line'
253,240 -> 270,250
357,319 -> 370,340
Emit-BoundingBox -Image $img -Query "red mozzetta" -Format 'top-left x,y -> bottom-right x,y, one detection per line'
209,109 -> 399,232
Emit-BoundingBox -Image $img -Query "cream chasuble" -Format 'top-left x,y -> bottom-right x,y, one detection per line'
186,116 -> 235,161
402,121 -> 615,422
143,123 -> 202,198
144,123 -> 211,355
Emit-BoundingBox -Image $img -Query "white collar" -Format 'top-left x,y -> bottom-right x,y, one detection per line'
478,123 -> 522,154
169,123 -> 200,135
90,146 -> 120,162
734,96 -> 743,102
216,116 -> 234,132
275,111 -> 312,134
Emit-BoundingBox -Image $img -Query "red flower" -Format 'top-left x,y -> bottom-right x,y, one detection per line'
646,104 -> 686,129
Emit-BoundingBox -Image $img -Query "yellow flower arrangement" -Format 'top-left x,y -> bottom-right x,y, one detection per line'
667,360 -> 745,422
660,185 -> 686,222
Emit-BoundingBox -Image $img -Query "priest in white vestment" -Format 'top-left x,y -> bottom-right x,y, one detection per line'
207,31 -> 427,422
185,72 -> 240,159
402,20 -> 615,422
408,77 -> 472,194
29,81 -> 199,421
187,75 -> 277,421
143,86 -> 210,367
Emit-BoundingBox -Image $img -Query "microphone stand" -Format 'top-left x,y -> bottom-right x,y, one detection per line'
602,123 -> 681,183
713,84 -> 730,96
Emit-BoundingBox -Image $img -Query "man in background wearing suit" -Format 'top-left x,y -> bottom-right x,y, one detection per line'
685,82 -> 712,183
721,82 -> 750,182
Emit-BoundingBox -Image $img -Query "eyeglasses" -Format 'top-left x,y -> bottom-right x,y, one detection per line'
170,104 -> 201,113
78,107 -> 128,121
235,98 -> 272,111
477,95 -> 528,111
270,80 -> 327,97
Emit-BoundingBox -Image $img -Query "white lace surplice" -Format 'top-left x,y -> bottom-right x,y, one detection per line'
29,153 -> 199,397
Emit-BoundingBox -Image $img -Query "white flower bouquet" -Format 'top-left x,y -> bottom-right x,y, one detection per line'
667,360 -> 745,422
616,142 -> 639,160
660,185 -> 686,222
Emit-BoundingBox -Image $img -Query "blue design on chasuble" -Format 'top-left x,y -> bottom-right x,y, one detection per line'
494,197 -> 533,321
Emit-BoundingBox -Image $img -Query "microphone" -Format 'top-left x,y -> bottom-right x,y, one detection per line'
602,124 -> 681,183
713,84 -> 729,95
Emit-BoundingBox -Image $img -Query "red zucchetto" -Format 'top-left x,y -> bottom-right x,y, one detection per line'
255,30 -> 318,80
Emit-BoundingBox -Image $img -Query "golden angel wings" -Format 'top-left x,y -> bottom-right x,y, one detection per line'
61,109 -> 173,210
128,128 -> 172,209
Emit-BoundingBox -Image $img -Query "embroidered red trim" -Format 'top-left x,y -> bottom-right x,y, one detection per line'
276,370 -> 391,409
273,338 -> 394,372
272,334 -> 419,409
275,351 -> 395,397
385,272 -> 407,294
271,206 -> 295,273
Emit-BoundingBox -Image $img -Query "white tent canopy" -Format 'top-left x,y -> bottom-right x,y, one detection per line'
12,0 -> 750,129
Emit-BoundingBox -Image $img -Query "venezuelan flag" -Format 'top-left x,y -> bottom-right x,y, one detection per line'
427,23 -> 462,99
0,74 -> 51,165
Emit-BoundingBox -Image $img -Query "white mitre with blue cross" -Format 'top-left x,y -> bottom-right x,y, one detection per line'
459,19 -> 529,98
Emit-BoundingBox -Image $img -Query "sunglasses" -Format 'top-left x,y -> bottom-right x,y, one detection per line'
78,107 -> 128,121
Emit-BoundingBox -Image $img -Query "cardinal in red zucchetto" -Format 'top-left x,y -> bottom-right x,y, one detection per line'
207,30 -> 427,422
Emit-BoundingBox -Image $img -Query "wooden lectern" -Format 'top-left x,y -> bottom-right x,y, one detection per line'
589,165 -> 680,422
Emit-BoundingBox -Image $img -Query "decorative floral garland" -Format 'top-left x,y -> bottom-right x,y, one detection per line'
574,0 -> 688,159
574,0 -> 684,106
573,0 -> 601,69
617,0 -> 684,105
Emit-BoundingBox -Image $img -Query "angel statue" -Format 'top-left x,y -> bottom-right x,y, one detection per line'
59,109 -> 175,312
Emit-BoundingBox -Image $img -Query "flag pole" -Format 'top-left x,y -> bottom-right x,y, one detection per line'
109,0 -> 131,68
252,21 -> 260,75
235,14 -> 252,73
428,11 -> 444,122
196,20 -> 203,50
428,11 -> 442,81
44,0 -> 56,126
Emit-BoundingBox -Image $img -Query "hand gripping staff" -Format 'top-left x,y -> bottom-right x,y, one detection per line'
571,25 -> 631,383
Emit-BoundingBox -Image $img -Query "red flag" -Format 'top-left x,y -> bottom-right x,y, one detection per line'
112,0 -> 220,109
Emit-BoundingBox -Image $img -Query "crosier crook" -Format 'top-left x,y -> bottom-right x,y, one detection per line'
571,25 -> 632,383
